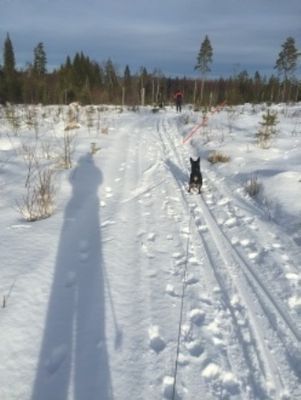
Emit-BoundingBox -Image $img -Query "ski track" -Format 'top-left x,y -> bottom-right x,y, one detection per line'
154,112 -> 301,399
96,111 -> 301,399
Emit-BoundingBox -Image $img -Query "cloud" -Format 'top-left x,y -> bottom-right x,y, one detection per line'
1,0 -> 300,77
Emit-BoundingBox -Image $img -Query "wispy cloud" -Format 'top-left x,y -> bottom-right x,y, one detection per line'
1,0 -> 300,76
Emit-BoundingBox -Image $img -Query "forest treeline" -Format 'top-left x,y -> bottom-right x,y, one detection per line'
0,34 -> 300,106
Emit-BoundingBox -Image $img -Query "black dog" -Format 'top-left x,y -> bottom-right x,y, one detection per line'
188,157 -> 202,193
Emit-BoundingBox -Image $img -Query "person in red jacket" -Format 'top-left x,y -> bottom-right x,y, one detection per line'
174,90 -> 183,112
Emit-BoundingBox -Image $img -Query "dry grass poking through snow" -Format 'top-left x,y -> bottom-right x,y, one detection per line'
208,151 -> 231,164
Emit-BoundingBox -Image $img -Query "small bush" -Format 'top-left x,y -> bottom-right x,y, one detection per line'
208,151 -> 230,164
256,108 -> 278,148
245,176 -> 261,197
56,129 -> 76,169
17,168 -> 56,221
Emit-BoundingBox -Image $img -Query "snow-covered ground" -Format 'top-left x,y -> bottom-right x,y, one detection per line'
0,103 -> 300,400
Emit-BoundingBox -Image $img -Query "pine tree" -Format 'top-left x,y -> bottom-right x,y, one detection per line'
275,37 -> 299,81
195,35 -> 213,105
33,42 -> 47,76
274,37 -> 300,101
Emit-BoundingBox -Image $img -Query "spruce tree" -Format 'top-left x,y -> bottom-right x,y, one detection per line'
195,35 -> 213,105
3,33 -> 15,75
33,42 -> 47,76
123,65 -> 132,104
2,33 -> 21,102
104,59 -> 119,102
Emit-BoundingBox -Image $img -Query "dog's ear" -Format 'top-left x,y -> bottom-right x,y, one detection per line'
197,157 -> 200,163
190,157 -> 193,164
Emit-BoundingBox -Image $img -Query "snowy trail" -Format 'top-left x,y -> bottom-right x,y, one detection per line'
95,110 -> 301,399
0,106 -> 300,400
154,112 -> 301,399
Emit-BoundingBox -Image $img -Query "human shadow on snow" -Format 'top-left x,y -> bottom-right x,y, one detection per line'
31,154 -> 113,400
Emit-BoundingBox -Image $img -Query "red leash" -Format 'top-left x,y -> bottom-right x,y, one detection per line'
182,101 -> 226,144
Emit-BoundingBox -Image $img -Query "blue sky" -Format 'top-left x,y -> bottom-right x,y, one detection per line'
1,0 -> 300,78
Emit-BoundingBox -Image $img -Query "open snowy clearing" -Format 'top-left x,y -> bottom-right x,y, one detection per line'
0,103 -> 300,399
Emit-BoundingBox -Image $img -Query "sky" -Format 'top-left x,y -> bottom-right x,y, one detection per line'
1,0 -> 301,78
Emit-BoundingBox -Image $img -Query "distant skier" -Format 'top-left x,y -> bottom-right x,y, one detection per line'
174,90 -> 183,112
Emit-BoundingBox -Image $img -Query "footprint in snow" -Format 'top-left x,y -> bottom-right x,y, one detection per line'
198,225 -> 208,233
162,376 -> 175,399
288,296 -> 301,313
285,273 -> 300,285
224,217 -> 238,228
231,236 -> 239,246
188,256 -> 200,266
281,254 -> 290,262
240,238 -> 252,248
201,363 -> 240,395
148,325 -> 166,353
172,252 -> 184,260
147,232 -> 156,241
180,226 -> 190,236
177,353 -> 189,366
186,274 -> 199,285
243,216 -> 254,224
272,242 -> 282,249
141,242 -> 155,259
189,309 -> 205,326
218,197 -> 230,206
248,251 -> 259,260
165,284 -> 178,297
185,340 -> 204,357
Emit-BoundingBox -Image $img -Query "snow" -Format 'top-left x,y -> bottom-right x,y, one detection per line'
0,103 -> 300,399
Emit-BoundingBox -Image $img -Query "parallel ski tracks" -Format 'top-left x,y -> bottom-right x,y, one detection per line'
156,113 -> 301,397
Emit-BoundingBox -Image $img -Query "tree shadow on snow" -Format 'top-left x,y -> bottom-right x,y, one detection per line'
31,154 -> 113,400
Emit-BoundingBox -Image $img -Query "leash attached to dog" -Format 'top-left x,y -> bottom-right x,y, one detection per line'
182,100 -> 226,145
171,212 -> 193,400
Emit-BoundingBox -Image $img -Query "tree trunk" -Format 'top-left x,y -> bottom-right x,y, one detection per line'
141,87 -> 145,106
